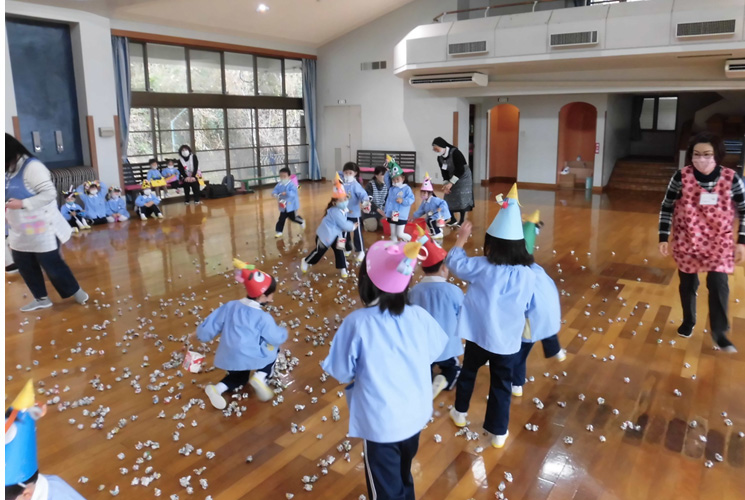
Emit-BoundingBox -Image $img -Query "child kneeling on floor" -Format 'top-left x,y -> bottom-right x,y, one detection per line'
406,227 -> 464,398
195,259 -> 288,408
322,238 -> 448,500
135,181 -> 163,220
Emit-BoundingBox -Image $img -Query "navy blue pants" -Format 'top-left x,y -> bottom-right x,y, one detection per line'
511,335 -> 561,386
305,236 -> 346,269
426,217 -> 442,236
344,216 -> 364,252
276,211 -> 304,233
455,341 -> 518,435
364,432 -> 420,500
431,357 -> 460,390
12,246 -> 80,300
219,360 -> 274,392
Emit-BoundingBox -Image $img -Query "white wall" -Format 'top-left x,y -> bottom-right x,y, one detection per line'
603,94 -> 632,186
6,1 -> 120,186
317,0 -> 465,183
478,94 -> 609,187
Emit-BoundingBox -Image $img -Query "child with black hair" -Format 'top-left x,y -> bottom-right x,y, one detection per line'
385,163 -> 415,243
300,175 -> 356,278
105,186 -> 129,223
146,158 -> 167,199
410,173 -> 451,240
407,232 -> 464,398
272,167 -> 305,237
340,162 -> 369,262
322,238 -> 448,500
135,181 -> 163,220
193,259 -> 288,409
362,165 -> 389,231
444,185 -> 536,449
75,180 -> 108,225
59,188 -> 90,233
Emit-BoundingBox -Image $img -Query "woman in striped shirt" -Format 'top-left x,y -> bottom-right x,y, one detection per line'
658,132 -> 745,352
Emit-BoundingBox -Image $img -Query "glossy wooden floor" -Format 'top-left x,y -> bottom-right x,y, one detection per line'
5,183 -> 745,500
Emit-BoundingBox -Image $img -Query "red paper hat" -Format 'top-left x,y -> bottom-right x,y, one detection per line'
404,225 -> 447,268
233,258 -> 273,298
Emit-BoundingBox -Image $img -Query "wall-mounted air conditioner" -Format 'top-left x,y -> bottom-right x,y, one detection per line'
549,30 -> 599,48
725,59 -> 745,78
409,72 -> 488,89
676,19 -> 737,38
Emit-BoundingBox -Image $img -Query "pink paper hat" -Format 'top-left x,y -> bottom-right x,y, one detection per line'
421,172 -> 433,192
366,236 -> 429,294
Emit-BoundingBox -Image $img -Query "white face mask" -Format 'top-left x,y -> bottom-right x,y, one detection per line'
89,189 -> 98,196
143,189 -> 152,196
393,181 -> 404,188
280,178 -> 291,185
438,148 -> 447,157
181,150 -> 189,157
112,193 -> 120,199
344,174 -> 356,183
66,200 -> 75,206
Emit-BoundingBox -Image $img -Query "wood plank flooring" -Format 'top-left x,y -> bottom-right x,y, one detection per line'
4,183 -> 744,500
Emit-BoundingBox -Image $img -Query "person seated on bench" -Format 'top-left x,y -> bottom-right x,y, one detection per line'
146,158 -> 168,199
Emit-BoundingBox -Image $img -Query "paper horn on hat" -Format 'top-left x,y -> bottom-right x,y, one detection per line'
5,380 -> 45,487
487,184 -> 524,240
332,173 -> 347,200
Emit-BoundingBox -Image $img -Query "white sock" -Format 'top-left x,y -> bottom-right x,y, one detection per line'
215,382 -> 228,394
253,371 -> 267,382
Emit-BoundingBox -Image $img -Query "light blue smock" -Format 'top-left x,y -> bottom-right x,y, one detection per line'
409,276 -> 465,362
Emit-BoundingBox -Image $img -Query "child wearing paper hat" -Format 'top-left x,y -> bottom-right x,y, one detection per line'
322,238 -> 448,500
407,228 -> 465,398
193,259 -> 288,407
410,172 -> 451,240
75,179 -> 109,225
59,187 -> 90,232
5,380 -> 87,499
444,184 -> 537,449
384,161 -> 415,243
135,181 -> 164,221
511,209 -> 566,397
105,186 -> 129,223
300,174 -> 357,278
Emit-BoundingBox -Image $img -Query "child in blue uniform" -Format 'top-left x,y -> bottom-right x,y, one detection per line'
163,158 -> 181,194
300,175 -> 356,278
411,173 -> 451,240
272,167 -> 305,237
59,188 -> 90,233
105,186 -> 129,223
385,163 -> 415,243
195,259 -> 288,408
511,210 -> 565,397
322,238 -> 448,500
146,158 -> 167,199
134,181 -> 163,220
445,184 -> 536,449
407,232 -> 464,398
340,162 -> 369,262
5,381 -> 87,500
75,180 -> 108,225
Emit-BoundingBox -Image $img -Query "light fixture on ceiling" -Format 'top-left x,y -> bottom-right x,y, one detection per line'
257,3 -> 269,13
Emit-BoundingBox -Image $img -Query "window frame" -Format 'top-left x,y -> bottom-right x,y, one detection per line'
638,95 -> 678,132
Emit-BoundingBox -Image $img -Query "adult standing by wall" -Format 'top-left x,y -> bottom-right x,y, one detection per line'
432,137 -> 474,228
4,134 -> 88,312
659,131 -> 745,352
178,144 -> 201,205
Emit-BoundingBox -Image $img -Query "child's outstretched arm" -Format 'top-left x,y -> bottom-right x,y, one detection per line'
196,305 -> 227,343
445,221 -> 481,281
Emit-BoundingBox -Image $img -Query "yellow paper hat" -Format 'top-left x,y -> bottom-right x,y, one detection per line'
524,210 -> 540,224
9,380 -> 35,411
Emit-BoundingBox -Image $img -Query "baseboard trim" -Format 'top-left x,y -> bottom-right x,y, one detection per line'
518,182 -> 559,191
480,176 -> 517,186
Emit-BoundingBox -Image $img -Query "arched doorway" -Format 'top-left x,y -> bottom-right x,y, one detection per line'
488,104 -> 520,181
557,102 -> 597,185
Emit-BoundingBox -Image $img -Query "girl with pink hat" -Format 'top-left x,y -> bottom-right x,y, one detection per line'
322,238 -> 449,500
410,172 -> 451,240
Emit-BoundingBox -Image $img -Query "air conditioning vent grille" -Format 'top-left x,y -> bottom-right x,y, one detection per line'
550,31 -> 598,47
677,19 -> 736,37
360,60 -> 388,71
412,76 -> 475,84
448,41 -> 488,56
729,63 -> 745,71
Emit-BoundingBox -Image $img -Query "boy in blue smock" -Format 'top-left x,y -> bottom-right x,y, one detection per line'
273,167 -> 305,237
76,180 -> 108,225
194,259 -> 288,408
6,381 -> 87,500
407,232 -> 464,398
385,162 -> 415,243
340,162 -> 370,262
511,210 -> 566,397
105,186 -> 129,223
134,181 -> 163,220
301,174 -> 357,278
322,237 -> 448,500
445,184 -> 536,449
410,173 -> 451,240
145,158 -> 167,199
59,188 -> 90,232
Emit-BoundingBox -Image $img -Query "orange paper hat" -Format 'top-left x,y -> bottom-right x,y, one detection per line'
332,173 -> 347,200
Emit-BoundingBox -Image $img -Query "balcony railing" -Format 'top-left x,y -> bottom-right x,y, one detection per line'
433,0 -> 649,23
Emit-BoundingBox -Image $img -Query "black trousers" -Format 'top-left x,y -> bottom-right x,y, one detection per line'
345,217 -> 364,252
304,237 -> 346,269
219,360 -> 274,392
183,181 -> 201,202
364,432 -> 420,500
88,217 -> 108,226
454,341 -> 518,436
512,335 -> 561,386
426,218 -> 442,236
66,216 -> 85,228
138,205 -> 162,217
678,270 -> 730,344
448,211 -> 466,225
431,357 -> 460,390
276,211 -> 304,233
12,246 -> 81,300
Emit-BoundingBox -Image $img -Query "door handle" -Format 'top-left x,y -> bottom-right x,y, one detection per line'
32,131 -> 42,152
55,130 -> 64,153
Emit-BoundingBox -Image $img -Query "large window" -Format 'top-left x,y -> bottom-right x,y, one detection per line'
126,41 -> 307,185
639,96 -> 678,132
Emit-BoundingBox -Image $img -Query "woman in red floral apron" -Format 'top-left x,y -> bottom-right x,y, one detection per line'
659,132 -> 745,353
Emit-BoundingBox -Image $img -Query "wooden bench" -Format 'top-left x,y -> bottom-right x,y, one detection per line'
356,150 -> 416,182
122,161 -> 186,204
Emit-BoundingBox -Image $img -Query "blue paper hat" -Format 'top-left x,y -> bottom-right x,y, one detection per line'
486,184 -> 524,240
5,380 -> 41,486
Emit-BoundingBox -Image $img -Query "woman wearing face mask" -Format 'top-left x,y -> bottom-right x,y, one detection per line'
4,134 -> 88,312
432,137 -> 473,228
659,132 -> 745,353
363,166 -> 389,232
177,144 -> 201,205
